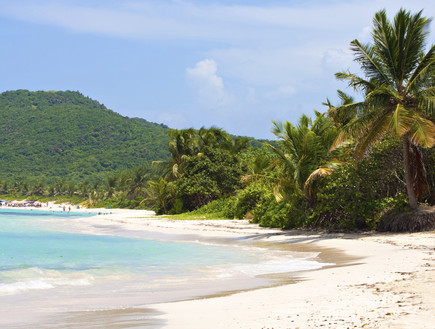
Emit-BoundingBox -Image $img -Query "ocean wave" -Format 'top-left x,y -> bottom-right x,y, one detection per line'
0,267 -> 93,295
208,255 -> 333,279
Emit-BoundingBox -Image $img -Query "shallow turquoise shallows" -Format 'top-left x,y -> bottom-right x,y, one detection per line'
0,208 -> 261,297
0,207 -> 328,329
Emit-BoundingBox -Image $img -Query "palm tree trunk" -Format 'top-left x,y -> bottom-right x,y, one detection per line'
402,133 -> 419,209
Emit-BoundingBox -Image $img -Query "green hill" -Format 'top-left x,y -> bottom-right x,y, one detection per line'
0,90 -> 170,183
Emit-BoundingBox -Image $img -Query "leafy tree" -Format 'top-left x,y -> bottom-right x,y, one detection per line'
29,181 -> 46,196
125,165 -> 152,200
266,111 -> 340,202
174,146 -> 244,211
166,128 -> 197,179
312,137 -> 408,230
146,178 -> 175,214
148,127 -> 250,213
331,9 -> 435,209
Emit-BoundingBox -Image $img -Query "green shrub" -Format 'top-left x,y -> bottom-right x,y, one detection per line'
310,138 -> 409,230
232,183 -> 270,219
251,194 -> 307,229
186,197 -> 236,218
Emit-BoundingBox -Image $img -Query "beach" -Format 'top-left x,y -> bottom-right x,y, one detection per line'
70,208 -> 434,329
2,206 -> 434,328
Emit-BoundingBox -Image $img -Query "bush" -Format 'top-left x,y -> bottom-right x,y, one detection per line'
309,138 -> 409,230
186,197 -> 236,218
232,183 -> 270,219
251,194 -> 307,229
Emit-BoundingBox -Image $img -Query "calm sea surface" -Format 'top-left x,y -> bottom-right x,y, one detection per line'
0,208 -> 326,327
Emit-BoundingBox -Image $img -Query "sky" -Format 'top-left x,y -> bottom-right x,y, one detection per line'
0,0 -> 434,139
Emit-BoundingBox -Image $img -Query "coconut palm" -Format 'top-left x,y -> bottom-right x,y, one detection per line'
197,127 -> 230,149
146,177 -> 174,214
198,126 -> 250,153
324,90 -> 356,127
267,111 -> 339,202
157,128 -> 197,180
125,165 -> 152,200
331,8 -> 435,209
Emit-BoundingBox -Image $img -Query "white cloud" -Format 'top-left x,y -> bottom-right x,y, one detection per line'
265,85 -> 297,99
322,48 -> 354,72
2,0 -> 433,43
1,0 -> 434,139
186,59 -> 233,109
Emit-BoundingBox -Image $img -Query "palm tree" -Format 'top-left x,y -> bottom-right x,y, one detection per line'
125,166 -> 151,200
161,128 -> 197,180
146,178 -> 174,214
106,175 -> 117,198
267,111 -> 339,202
197,127 -> 229,149
29,181 -> 46,196
324,90 -> 356,127
332,8 -> 435,209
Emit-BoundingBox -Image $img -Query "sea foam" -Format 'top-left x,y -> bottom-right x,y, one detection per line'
0,267 -> 93,295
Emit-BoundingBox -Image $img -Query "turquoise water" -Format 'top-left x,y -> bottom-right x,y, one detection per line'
0,208 -> 327,327
0,209 -> 260,297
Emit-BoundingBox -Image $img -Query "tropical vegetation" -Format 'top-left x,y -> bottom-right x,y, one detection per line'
329,8 -> 435,210
0,90 -> 170,183
1,8 -> 434,232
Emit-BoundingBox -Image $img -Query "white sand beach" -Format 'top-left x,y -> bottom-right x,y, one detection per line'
4,205 -> 434,328
69,208 -> 434,329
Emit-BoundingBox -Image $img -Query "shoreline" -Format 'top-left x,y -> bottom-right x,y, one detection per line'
2,206 -> 434,328
146,226 -> 434,328
67,208 -> 435,328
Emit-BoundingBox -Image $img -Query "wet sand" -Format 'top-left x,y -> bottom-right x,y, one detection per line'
83,210 -> 434,329
4,206 -> 434,328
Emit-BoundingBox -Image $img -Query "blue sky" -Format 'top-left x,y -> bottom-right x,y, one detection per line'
0,0 -> 434,139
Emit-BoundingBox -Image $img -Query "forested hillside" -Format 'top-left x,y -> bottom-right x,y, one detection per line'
0,90 -> 170,182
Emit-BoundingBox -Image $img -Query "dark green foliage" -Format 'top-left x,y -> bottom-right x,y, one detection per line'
251,194 -> 307,229
174,146 -> 244,211
3,11 -> 433,233
148,127 -> 252,214
0,90 -> 170,183
187,197 -> 237,218
230,183 -> 270,219
310,138 -> 411,230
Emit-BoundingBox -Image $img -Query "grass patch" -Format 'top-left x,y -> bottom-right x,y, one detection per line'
163,212 -> 231,220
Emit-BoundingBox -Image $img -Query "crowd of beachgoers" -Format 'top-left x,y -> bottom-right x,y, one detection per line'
0,200 -> 83,212
0,200 -> 43,207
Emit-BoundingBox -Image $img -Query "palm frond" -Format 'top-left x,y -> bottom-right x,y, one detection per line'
273,178 -> 300,202
372,9 -> 399,82
406,45 -> 435,93
396,9 -> 431,81
337,90 -> 354,105
335,71 -> 375,94
350,39 -> 391,85
389,103 -> 413,136
328,101 -> 364,126
322,97 -> 333,108
355,109 -> 393,162
303,167 -> 334,198
409,114 -> 435,147
416,95 -> 435,119
365,85 -> 400,101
